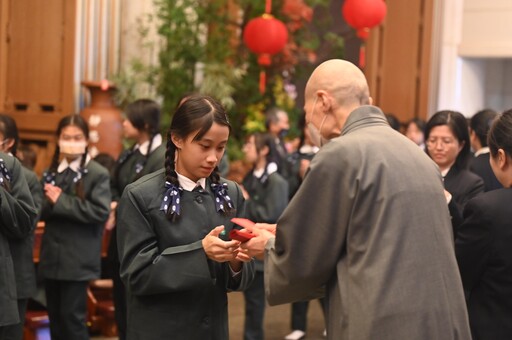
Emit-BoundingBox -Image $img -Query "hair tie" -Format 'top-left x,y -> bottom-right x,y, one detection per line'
160,181 -> 183,215
210,182 -> 233,213
43,171 -> 56,185
0,158 -> 12,184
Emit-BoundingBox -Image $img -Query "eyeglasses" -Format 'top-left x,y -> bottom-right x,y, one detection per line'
426,137 -> 456,148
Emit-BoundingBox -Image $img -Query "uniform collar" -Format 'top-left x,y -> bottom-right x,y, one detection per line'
474,146 -> 490,157
342,105 -> 389,136
135,134 -> 163,156
176,171 -> 206,192
58,154 -> 91,173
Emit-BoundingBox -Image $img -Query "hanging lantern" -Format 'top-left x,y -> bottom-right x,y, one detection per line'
243,5 -> 288,94
342,0 -> 387,68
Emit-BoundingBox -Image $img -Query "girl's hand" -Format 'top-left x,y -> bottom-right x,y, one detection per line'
44,183 -> 63,204
202,226 -> 241,263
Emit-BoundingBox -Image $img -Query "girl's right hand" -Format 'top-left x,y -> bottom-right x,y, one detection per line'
44,183 -> 63,204
202,226 -> 241,263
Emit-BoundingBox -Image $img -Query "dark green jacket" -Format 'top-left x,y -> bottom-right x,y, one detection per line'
39,160 -> 111,281
0,153 -> 37,326
117,169 -> 255,340
7,167 -> 43,299
112,144 -> 165,201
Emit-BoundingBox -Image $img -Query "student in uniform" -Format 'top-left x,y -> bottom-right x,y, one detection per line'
0,114 -> 43,340
241,132 -> 289,340
456,109 -> 512,339
117,94 -> 255,340
107,99 -> 165,340
0,148 -> 37,330
39,115 -> 111,340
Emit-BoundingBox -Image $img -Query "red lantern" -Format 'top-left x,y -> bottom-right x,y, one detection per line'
342,0 -> 387,68
243,14 -> 288,93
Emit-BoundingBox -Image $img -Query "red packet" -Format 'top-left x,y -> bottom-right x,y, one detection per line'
230,218 -> 256,242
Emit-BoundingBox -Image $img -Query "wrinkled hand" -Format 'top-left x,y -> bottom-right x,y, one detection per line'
44,183 -> 63,204
240,223 -> 277,260
202,226 -> 242,263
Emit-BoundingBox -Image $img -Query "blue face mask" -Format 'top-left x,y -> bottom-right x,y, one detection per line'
279,129 -> 289,139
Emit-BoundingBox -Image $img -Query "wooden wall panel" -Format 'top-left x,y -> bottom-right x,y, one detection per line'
365,0 -> 434,124
0,0 -> 76,175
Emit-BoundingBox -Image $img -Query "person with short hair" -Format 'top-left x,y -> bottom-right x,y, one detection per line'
241,59 -> 471,339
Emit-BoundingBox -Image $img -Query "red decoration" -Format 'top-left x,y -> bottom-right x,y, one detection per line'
342,0 -> 387,68
243,12 -> 288,93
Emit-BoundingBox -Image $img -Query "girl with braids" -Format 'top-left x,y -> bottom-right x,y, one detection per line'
39,114 -> 111,340
117,94 -> 255,340
456,109 -> 512,340
241,132 -> 288,340
0,114 -> 42,339
108,98 -> 165,340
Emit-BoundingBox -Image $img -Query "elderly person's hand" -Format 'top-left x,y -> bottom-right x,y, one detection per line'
240,223 -> 277,260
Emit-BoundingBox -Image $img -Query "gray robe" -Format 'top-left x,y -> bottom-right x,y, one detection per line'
264,106 -> 471,339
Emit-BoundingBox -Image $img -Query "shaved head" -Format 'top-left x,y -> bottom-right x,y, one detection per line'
305,59 -> 370,108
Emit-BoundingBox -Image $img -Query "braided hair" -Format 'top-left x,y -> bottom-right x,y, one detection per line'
164,94 -> 233,221
48,115 -> 89,200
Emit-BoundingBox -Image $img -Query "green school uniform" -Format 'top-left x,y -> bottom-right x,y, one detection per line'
39,159 -> 111,280
117,169 -> 255,340
0,153 -> 37,327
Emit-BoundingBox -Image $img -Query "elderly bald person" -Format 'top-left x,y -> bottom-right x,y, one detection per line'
241,60 -> 471,339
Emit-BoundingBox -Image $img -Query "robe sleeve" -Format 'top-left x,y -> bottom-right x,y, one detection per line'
264,146 -> 352,305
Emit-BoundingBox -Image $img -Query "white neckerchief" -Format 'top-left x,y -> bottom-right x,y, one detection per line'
135,134 -> 163,156
474,146 -> 490,157
57,154 -> 91,173
176,171 -> 206,192
253,162 -> 278,179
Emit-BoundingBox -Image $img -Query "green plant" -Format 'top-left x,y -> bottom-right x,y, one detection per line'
114,0 -> 335,159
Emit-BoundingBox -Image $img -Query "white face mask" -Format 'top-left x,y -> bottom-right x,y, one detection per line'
307,96 -> 329,147
59,140 -> 87,156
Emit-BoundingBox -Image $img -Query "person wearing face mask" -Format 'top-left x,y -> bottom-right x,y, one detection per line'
0,114 -> 42,340
241,59 -> 471,340
39,115 -> 111,340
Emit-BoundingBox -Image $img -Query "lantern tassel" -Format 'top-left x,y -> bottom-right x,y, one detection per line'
359,44 -> 366,69
259,70 -> 266,94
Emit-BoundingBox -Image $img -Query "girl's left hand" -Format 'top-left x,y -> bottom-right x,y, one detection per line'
202,226 -> 241,263
44,183 -> 63,204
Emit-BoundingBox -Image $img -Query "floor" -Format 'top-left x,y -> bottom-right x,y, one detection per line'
36,291 -> 326,340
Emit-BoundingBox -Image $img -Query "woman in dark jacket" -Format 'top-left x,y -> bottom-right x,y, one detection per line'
456,109 -> 512,339
425,110 -> 484,235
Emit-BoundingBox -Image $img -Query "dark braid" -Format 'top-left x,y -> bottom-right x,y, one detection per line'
164,131 -> 180,221
75,145 -> 88,200
49,145 -> 61,176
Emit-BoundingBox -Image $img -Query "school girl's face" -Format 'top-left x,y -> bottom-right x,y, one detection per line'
122,119 -> 140,139
243,135 -> 258,165
59,125 -> 87,160
174,123 -> 229,182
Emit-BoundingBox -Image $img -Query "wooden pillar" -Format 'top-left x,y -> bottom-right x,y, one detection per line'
364,0 -> 435,124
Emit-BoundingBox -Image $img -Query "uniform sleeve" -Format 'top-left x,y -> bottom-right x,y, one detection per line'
0,157 -> 37,240
246,175 -> 289,223
25,169 -> 43,222
50,170 -> 111,225
117,186 -> 215,296
264,147 -> 350,305
455,197 -> 491,296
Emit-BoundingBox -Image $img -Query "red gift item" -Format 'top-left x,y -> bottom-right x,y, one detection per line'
230,218 -> 256,242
